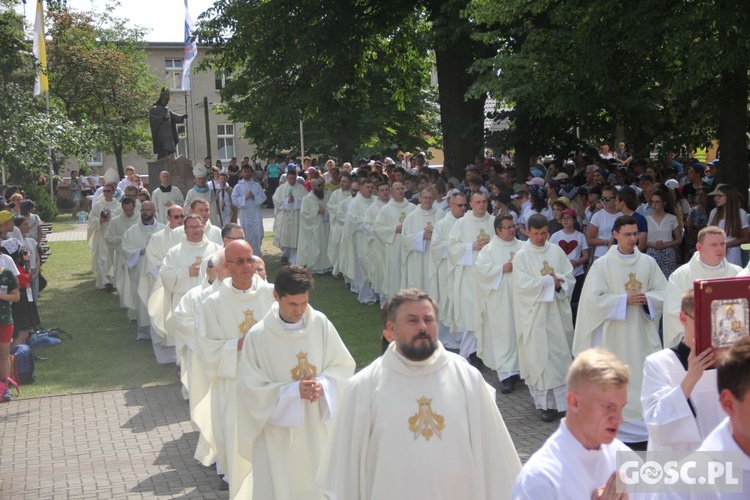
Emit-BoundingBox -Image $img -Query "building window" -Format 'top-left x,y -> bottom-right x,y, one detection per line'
215,70 -> 232,91
176,124 -> 187,158
217,124 -> 235,161
165,58 -> 183,90
87,150 -> 103,167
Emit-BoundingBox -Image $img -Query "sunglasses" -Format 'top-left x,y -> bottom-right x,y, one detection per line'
601,196 -> 615,202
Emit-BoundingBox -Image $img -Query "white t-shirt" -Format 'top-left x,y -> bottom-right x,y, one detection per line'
707,208 -> 749,266
519,205 -> 552,227
589,209 -> 622,258
550,230 -> 589,277
646,213 -> 678,244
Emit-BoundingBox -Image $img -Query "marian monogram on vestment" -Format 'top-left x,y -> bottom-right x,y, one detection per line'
399,212 -> 406,224
540,260 -> 555,276
238,309 -> 257,335
508,251 -> 516,263
425,222 -> 433,231
291,352 -> 318,380
624,273 -> 643,293
408,397 -> 445,441
477,228 -> 490,243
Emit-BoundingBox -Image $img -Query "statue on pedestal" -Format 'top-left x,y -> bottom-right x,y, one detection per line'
149,87 -> 188,159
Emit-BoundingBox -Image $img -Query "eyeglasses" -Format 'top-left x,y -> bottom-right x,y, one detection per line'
451,203 -> 466,207
227,258 -> 254,266
170,214 -> 186,219
102,189 -> 113,193
601,196 -> 615,202
225,236 -> 243,241
500,225 -> 515,230
684,312 -> 694,319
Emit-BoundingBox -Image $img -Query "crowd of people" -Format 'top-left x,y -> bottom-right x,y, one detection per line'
81,144 -> 750,499
0,188 -> 45,402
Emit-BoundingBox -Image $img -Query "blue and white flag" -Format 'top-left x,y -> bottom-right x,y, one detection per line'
182,0 -> 197,91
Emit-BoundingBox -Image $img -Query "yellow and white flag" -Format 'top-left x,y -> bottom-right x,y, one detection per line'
33,0 -> 48,96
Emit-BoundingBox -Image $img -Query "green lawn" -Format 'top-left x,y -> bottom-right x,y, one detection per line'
22,233 -> 383,398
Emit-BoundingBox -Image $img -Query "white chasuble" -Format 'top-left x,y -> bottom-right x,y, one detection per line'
319,342 -> 521,500
104,212 -> 138,307
326,188 -> 351,275
272,182 -> 308,249
341,193 -> 374,283
573,246 -> 666,423
149,237 -> 220,347
362,200 -> 387,293
88,198 -> 122,288
297,192 -> 332,273
446,211 -> 495,332
642,347 -> 725,453
374,199 -> 415,298
663,253 -> 741,348
401,207 -> 445,291
235,303 -> 355,500
475,236 -> 523,373
231,178 -> 266,256
429,212 -> 459,328
512,240 -> 574,391
121,220 -> 164,327
151,186 -> 184,224
191,276 -> 275,486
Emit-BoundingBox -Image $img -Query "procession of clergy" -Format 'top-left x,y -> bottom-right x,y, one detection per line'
85,161 -> 750,499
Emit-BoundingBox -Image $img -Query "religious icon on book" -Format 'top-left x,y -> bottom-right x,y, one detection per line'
710,299 -> 748,349
694,276 -> 750,355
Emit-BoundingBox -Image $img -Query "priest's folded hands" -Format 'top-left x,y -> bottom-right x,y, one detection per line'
299,377 -> 323,402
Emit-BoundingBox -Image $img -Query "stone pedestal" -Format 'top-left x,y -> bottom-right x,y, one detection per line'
147,155 -> 194,195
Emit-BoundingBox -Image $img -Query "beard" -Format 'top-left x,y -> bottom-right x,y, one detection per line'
398,332 -> 437,361
141,214 -> 155,224
314,188 -> 325,199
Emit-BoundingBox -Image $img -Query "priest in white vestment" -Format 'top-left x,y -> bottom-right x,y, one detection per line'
574,215 -> 667,444
476,214 -> 523,394
150,214 -> 220,362
104,198 -> 139,317
429,191 -> 466,350
374,182 -> 415,299
341,178 -> 376,303
191,241 -> 275,493
642,289 -> 724,453
297,178 -> 332,274
446,191 -> 495,360
401,187 -> 445,291
513,214 -> 575,421
150,171 -> 184,224
88,183 -> 122,290
120,202 -> 164,338
234,265 -> 355,499
663,226 -> 742,348
173,199 -> 223,246
231,164 -> 266,256
175,250 -> 226,403
326,173 -> 352,276
183,164 -> 212,210
362,181 -> 390,299
512,349 -> 635,499
319,289 -> 521,500
272,166 -> 308,265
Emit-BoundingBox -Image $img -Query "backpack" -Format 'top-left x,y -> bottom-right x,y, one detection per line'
10,344 -> 36,384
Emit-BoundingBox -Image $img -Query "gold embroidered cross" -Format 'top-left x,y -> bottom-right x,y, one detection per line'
291,352 -> 318,381
408,397 -> 445,441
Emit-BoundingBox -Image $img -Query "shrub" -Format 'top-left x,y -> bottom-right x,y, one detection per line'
23,184 -> 58,222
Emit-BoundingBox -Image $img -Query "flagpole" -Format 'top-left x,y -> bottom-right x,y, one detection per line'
47,91 -> 53,198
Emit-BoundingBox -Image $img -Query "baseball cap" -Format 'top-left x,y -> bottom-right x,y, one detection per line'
525,177 -> 545,187
553,172 -> 569,181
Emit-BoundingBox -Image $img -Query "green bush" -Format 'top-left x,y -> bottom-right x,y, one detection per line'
23,184 -> 59,222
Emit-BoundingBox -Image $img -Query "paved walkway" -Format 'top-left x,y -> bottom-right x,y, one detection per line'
0,373 -> 555,499
2,221 -> 558,498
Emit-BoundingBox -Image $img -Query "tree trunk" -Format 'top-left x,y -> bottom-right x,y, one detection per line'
716,68 -> 749,206
513,110 -> 532,182
434,48 -> 485,180
114,141 -> 124,178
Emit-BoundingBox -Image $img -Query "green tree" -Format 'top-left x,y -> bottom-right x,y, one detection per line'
468,0 -> 749,193
0,4 -> 90,187
195,0 -> 486,171
46,6 -> 159,177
